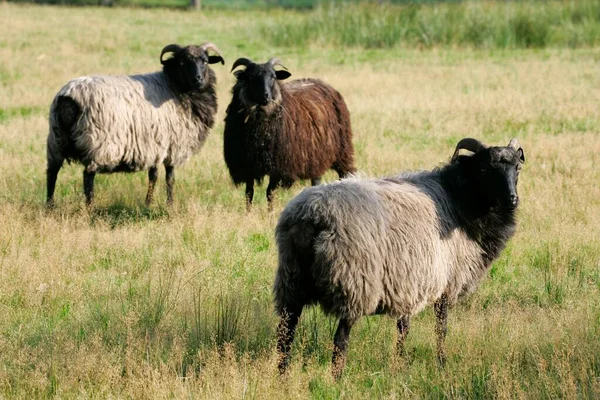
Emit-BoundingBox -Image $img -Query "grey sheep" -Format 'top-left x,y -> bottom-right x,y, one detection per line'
46,43 -> 224,207
274,138 -> 525,379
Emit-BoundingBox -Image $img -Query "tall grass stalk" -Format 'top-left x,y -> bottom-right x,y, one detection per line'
262,0 -> 600,49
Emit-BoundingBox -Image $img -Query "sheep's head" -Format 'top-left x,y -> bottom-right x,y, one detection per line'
452,138 -> 525,211
160,43 -> 224,93
230,57 -> 292,108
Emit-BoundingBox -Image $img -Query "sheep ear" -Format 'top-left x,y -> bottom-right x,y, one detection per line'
199,42 -> 224,65
275,70 -> 291,80
233,70 -> 246,80
208,55 -> 225,65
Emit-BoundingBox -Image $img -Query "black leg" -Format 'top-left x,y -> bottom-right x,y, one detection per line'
310,177 -> 322,186
165,165 -> 174,206
276,306 -> 303,374
46,160 -> 63,207
83,169 -> 96,207
145,167 -> 158,206
434,293 -> 448,367
396,316 -> 410,357
332,318 -> 354,380
266,176 -> 280,212
333,165 -> 351,180
245,179 -> 254,211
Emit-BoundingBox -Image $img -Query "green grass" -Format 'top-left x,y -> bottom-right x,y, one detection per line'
0,106 -> 46,123
0,2 -> 600,398
262,1 -> 600,49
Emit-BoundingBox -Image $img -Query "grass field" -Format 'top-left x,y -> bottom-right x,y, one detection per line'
1,1 -> 600,398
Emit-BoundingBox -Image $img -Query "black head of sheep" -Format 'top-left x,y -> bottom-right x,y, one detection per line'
230,57 -> 292,106
160,43 -> 224,93
450,137 -> 525,215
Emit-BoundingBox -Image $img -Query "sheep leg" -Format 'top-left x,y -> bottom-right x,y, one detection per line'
266,176 -> 280,212
396,316 -> 410,357
310,178 -> 322,186
245,180 -> 254,211
332,318 -> 354,380
83,169 -> 96,207
434,293 -> 448,367
165,165 -> 175,206
333,164 -> 353,180
276,306 -> 303,374
145,167 -> 158,207
46,159 -> 63,207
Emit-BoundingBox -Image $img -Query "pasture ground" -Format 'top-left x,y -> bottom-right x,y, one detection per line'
1,3 -> 599,398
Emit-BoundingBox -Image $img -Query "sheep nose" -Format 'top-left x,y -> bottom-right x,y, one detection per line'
195,75 -> 203,83
510,194 -> 519,207
263,93 -> 270,102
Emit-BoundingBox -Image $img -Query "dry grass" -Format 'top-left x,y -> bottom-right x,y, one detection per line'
1,3 -> 600,398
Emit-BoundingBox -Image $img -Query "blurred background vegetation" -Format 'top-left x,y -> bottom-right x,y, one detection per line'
5,0 -> 466,9
5,0 -> 599,50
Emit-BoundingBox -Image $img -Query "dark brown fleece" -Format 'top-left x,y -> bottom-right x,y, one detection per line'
224,78 -> 355,189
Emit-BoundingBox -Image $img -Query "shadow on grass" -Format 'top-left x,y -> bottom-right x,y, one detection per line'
89,202 -> 170,229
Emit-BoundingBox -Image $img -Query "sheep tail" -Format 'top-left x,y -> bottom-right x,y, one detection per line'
273,201 -> 319,316
48,95 -> 81,164
332,93 -> 356,178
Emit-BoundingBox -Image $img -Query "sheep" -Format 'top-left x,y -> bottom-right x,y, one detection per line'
223,57 -> 355,211
274,138 -> 525,379
46,43 -> 225,207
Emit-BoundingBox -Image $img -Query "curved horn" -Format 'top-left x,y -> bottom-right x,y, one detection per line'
160,44 -> 183,65
200,42 -> 225,65
231,57 -> 254,73
508,138 -> 521,150
451,138 -> 487,161
508,138 -> 525,163
267,57 -> 288,70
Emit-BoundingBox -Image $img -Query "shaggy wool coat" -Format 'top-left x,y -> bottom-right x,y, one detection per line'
274,170 -> 513,322
48,72 -> 216,172
224,78 -> 355,187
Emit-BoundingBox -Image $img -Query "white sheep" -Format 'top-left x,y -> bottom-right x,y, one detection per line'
46,43 -> 224,207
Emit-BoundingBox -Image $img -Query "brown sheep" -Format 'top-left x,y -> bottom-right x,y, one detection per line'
223,57 -> 356,210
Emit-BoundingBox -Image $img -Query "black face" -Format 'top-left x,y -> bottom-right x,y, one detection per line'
163,46 -> 220,92
235,63 -> 291,106
473,147 -> 525,210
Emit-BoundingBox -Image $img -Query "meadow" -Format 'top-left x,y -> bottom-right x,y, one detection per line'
1,1 -> 600,398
